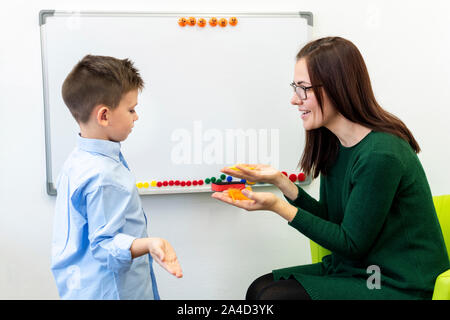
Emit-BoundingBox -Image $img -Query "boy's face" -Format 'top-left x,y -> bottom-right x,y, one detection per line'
105,89 -> 139,142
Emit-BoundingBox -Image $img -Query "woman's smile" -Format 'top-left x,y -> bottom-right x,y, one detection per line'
299,109 -> 311,120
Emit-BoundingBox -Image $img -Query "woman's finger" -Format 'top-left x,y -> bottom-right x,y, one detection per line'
211,192 -> 256,209
211,192 -> 234,204
220,167 -> 247,179
235,165 -> 257,175
222,165 -> 258,181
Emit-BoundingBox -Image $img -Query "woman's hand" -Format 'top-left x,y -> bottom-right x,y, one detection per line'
211,188 -> 298,222
147,238 -> 183,278
211,188 -> 279,212
220,164 -> 283,185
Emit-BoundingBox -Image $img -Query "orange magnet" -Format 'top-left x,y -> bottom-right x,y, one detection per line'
197,18 -> 206,27
228,187 -> 252,201
219,18 -> 227,27
187,17 -> 196,26
178,17 -> 187,27
229,17 -> 238,26
209,17 -> 218,27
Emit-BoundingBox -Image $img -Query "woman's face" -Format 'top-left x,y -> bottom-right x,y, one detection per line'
291,58 -> 338,131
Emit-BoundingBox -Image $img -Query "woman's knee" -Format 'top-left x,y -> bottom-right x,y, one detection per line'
252,277 -> 312,300
246,273 -> 274,300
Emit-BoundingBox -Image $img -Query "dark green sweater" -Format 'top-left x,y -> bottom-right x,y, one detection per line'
273,131 -> 449,299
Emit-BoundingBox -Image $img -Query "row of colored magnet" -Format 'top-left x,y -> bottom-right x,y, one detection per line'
205,174 -> 246,184
136,172 -> 306,189
136,175 -> 243,189
178,17 -> 238,27
282,172 -> 306,182
137,180 -> 205,188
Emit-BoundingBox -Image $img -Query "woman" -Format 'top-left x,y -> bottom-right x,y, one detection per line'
212,37 -> 449,300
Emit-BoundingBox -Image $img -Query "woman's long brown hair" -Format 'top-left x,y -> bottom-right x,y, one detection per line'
298,37 -> 420,178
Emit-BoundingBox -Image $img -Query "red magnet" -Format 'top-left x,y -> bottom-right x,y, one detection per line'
298,173 -> 306,182
289,174 -> 297,182
157,182 -> 162,187
211,181 -> 245,192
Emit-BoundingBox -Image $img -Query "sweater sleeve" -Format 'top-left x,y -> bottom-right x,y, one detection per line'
284,175 -> 328,220
288,153 -> 403,260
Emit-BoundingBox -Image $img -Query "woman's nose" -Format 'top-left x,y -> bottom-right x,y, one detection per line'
291,93 -> 302,106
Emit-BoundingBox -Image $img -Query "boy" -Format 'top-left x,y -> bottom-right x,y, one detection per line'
50,55 -> 182,300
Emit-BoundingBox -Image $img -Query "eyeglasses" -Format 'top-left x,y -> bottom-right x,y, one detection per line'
290,82 -> 321,100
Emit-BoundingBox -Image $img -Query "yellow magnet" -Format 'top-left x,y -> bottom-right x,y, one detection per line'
228,164 -> 256,171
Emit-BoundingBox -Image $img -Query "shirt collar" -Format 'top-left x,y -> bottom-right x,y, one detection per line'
77,134 -> 121,162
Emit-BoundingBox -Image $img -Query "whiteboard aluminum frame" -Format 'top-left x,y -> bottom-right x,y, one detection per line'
39,10 -> 314,196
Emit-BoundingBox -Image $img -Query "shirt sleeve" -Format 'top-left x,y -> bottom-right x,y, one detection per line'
288,153 -> 403,260
85,184 -> 138,272
284,175 -> 328,220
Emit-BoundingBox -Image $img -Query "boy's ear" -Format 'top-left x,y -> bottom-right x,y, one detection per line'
95,105 -> 110,127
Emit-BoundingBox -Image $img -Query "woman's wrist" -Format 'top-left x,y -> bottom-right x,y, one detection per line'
274,173 -> 299,201
271,197 -> 298,222
272,171 -> 290,189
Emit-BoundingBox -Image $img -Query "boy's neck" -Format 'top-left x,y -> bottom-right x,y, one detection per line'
79,124 -> 110,141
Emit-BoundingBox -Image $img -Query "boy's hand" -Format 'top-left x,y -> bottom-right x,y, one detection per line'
147,238 -> 183,278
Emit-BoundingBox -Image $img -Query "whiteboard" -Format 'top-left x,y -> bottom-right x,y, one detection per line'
39,11 -> 313,195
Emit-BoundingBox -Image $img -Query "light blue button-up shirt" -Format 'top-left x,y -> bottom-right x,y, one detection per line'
51,135 -> 159,300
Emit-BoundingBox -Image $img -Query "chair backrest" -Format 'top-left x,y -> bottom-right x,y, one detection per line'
310,194 -> 450,263
433,195 -> 450,260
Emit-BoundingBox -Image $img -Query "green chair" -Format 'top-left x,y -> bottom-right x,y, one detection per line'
309,194 -> 450,300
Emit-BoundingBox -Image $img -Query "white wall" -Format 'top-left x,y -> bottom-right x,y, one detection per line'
1,0 -> 449,299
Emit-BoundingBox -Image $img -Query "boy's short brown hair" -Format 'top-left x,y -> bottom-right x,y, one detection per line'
62,55 -> 144,123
